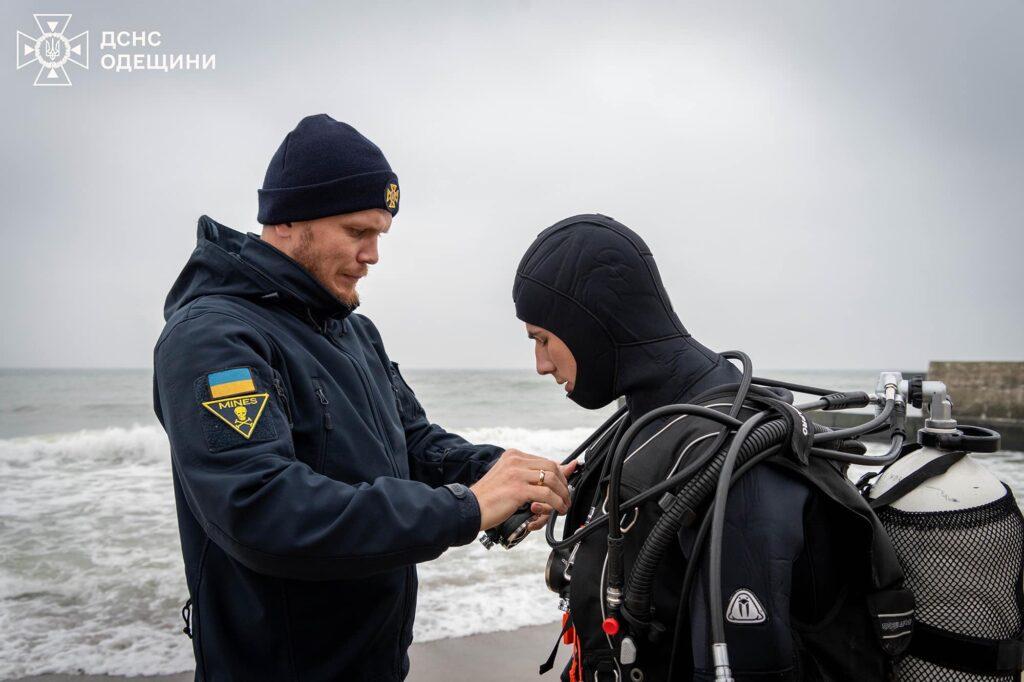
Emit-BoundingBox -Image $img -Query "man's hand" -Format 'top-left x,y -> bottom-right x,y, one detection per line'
470,449 -> 573,532
526,460 -> 577,530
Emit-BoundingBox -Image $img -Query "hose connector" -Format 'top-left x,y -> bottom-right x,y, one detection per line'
821,391 -> 870,410
875,371 -> 902,404
605,584 -> 622,610
712,643 -> 734,682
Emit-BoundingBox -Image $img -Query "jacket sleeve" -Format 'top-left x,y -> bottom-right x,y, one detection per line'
683,464 -> 810,681
388,362 -> 504,487
153,309 -> 482,581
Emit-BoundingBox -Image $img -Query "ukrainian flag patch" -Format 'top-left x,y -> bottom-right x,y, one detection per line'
207,367 -> 256,399
200,367 -> 269,440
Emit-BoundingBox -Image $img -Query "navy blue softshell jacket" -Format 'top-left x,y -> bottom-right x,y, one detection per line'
152,216 -> 503,681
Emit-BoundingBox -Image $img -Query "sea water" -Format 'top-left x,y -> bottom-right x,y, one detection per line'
1,369 -> 1021,677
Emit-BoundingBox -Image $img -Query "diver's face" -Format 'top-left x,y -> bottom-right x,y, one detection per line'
526,323 -> 577,394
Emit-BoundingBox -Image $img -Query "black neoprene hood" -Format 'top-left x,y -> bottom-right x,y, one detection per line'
512,214 -> 690,409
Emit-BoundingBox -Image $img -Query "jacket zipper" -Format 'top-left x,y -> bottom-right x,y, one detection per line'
321,325 -> 407,673
325,335 -> 400,477
272,375 -> 294,428
312,382 -> 333,473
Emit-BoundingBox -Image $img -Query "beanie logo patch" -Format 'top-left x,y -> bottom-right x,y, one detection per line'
385,183 -> 400,211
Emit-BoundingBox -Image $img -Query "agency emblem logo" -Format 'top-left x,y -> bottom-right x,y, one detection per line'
385,182 -> 400,210
16,14 -> 89,86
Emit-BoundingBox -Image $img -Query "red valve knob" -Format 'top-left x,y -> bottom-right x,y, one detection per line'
601,617 -> 620,636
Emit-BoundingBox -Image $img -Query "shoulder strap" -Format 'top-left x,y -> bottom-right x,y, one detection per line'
539,615 -> 575,674
869,451 -> 967,510
910,621 -> 1024,674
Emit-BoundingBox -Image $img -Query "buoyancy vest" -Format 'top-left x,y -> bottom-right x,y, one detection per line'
552,392 -> 913,682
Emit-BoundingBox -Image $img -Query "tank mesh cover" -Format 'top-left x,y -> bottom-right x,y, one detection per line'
878,487 -> 1024,682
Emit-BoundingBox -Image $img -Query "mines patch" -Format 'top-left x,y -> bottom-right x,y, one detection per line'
207,367 -> 256,399
202,393 -> 270,439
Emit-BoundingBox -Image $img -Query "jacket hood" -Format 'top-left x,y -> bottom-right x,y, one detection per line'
513,214 -> 739,413
163,215 -> 352,326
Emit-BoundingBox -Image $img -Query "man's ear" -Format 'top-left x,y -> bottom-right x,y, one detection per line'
263,222 -> 294,239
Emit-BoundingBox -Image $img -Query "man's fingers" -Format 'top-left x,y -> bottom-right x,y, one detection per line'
521,467 -> 570,506
535,457 -> 570,488
528,484 -> 569,514
512,452 -> 570,487
527,514 -> 551,531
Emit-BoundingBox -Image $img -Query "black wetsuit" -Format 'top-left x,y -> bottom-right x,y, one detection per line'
513,215 -> 910,680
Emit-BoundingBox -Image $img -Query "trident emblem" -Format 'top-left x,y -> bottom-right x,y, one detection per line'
16,14 -> 89,87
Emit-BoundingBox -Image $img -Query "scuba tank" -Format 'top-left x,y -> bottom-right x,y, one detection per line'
867,377 -> 1024,681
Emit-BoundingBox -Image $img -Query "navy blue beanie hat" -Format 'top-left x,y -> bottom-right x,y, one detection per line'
257,114 -> 400,224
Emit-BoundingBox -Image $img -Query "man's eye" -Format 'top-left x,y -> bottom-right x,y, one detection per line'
349,228 -> 367,238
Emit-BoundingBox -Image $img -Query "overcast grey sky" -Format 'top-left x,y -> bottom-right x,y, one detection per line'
2,0 -> 1022,371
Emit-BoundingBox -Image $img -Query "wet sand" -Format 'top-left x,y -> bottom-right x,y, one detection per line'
7,621 -> 569,682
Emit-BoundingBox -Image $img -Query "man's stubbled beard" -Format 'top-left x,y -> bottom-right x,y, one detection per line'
292,227 -> 360,309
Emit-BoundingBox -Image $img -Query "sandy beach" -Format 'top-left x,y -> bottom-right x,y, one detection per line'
7,621 -> 570,682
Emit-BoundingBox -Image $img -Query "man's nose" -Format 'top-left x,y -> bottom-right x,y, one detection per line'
358,235 -> 379,265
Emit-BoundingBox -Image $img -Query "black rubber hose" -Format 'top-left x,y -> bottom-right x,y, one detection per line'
604,405 -> 744,609
540,405 -> 626,544
812,399 -> 906,464
665,415 -> 858,677
623,415 -> 793,622
812,398 -> 893,443
811,434 -> 904,465
666,444 -> 782,680
606,406 -> 744,544
707,410 -> 779,648
562,405 -> 629,466
542,396 -> 824,552
615,350 -> 755,624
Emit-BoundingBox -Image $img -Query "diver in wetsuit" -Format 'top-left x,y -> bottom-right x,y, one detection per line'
513,214 -> 909,681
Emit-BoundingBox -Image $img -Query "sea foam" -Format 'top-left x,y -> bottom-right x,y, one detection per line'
0,424 -> 590,677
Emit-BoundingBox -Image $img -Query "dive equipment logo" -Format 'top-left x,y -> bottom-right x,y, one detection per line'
725,588 -> 767,624
385,182 -> 400,210
16,14 -> 89,86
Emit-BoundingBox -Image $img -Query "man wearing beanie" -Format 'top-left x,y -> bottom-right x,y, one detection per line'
152,114 -> 571,681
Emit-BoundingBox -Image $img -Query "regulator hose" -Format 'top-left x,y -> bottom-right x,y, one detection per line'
622,414 -> 794,623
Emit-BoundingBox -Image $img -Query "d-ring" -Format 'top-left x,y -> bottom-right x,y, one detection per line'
537,470 -> 546,485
